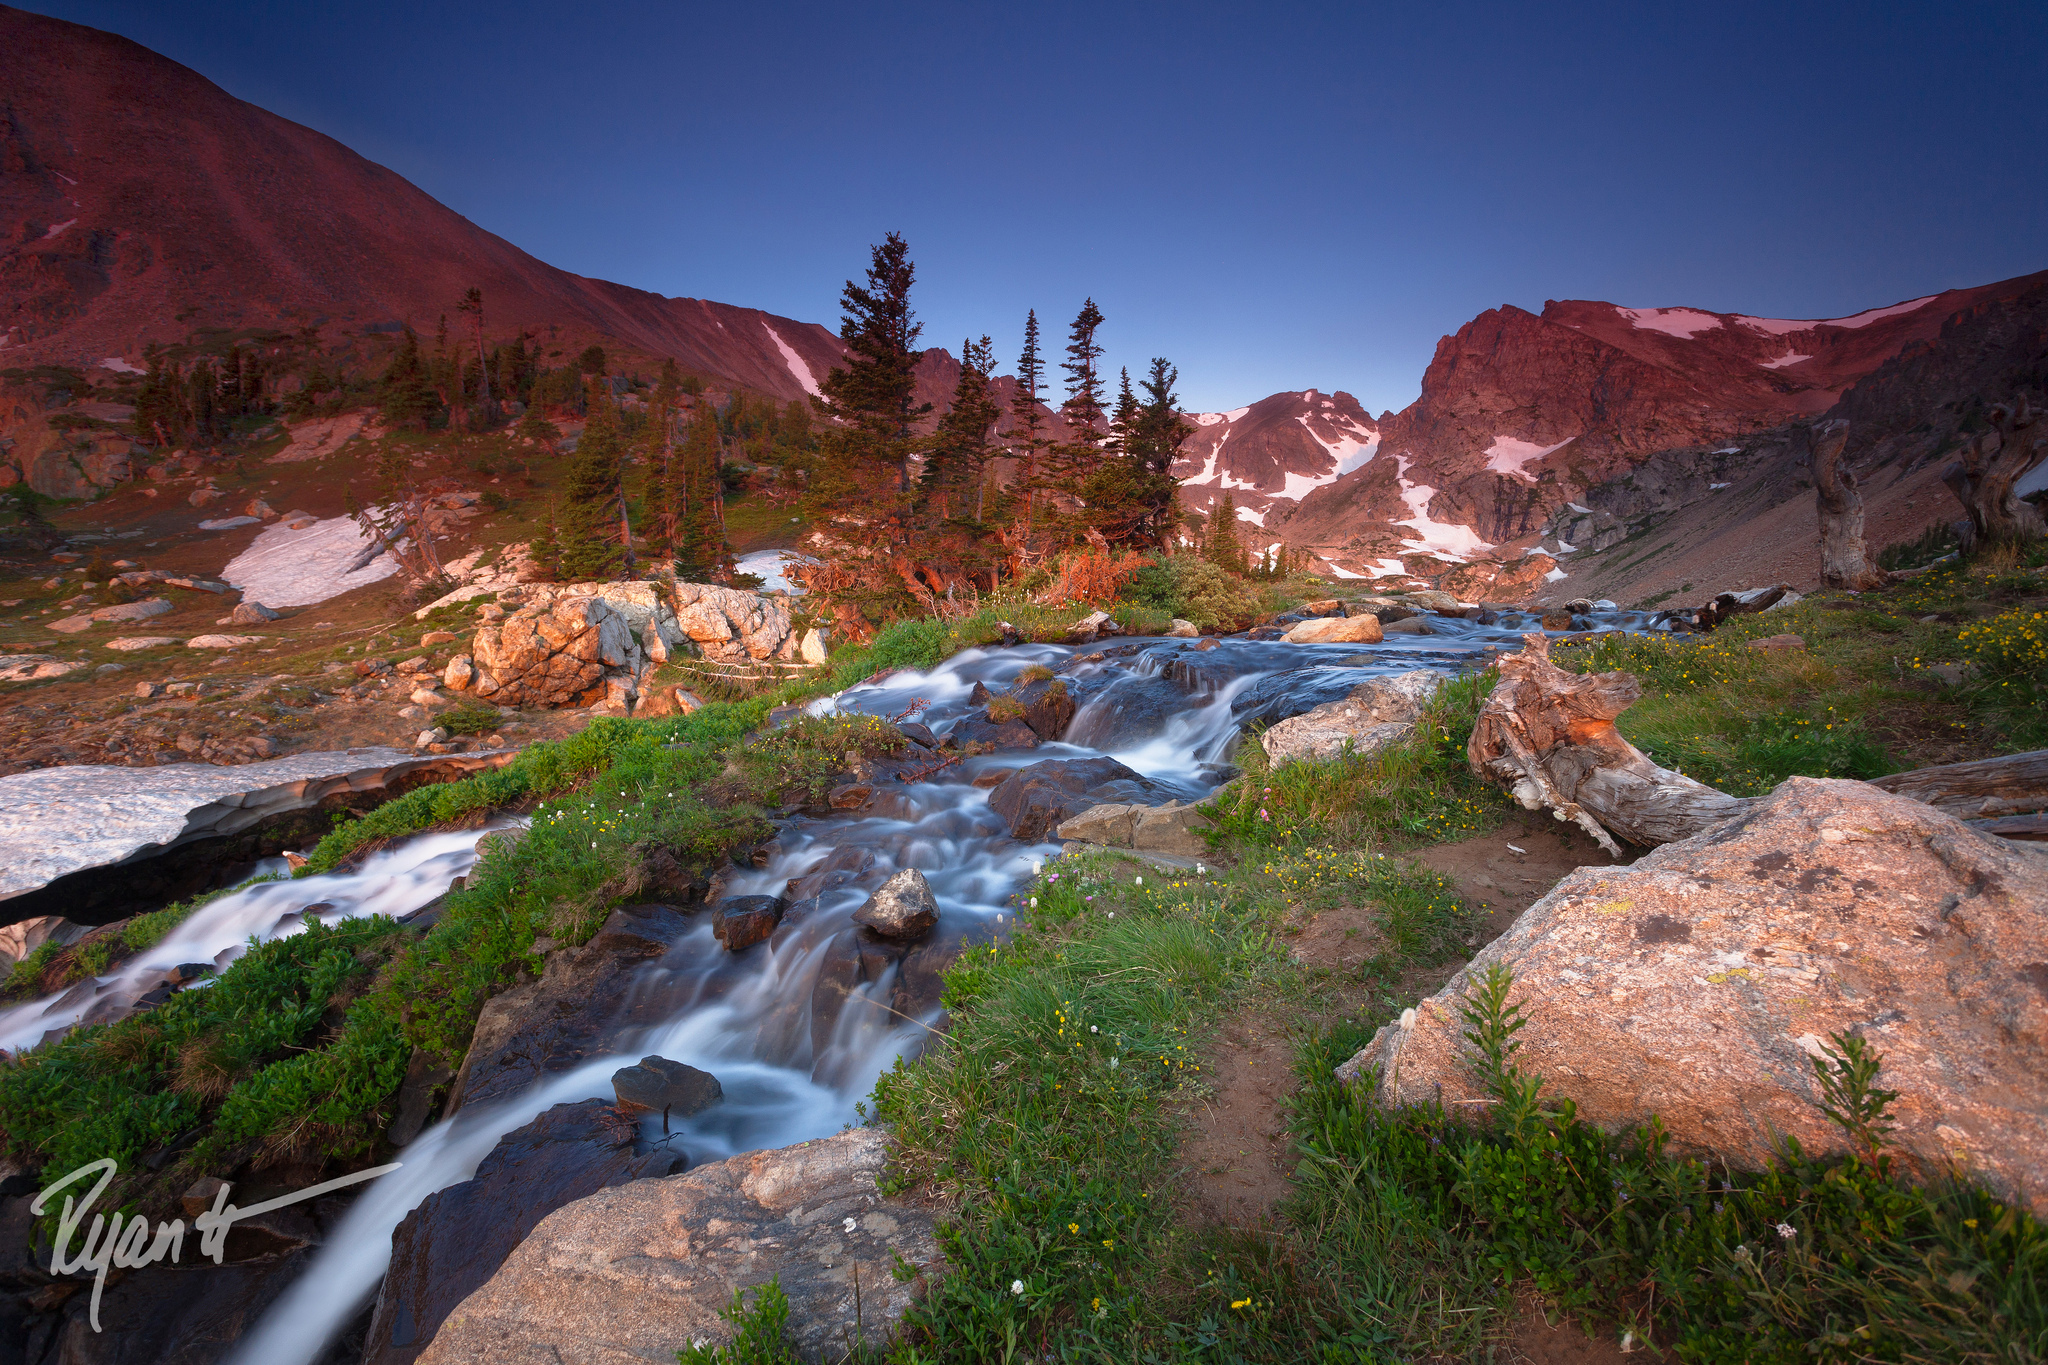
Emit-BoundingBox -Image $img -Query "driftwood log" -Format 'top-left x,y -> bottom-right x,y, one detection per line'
1469,636 -> 2048,853
1467,634 -> 1750,855
1808,421 -> 1890,590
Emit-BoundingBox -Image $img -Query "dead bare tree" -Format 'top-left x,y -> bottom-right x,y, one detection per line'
1808,421 -> 1889,589
1943,399 -> 2048,549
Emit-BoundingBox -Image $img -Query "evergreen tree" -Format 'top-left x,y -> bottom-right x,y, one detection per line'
516,389 -> 561,449
379,328 -> 440,429
1125,358 -> 1193,547
188,359 -> 216,444
529,496 -> 564,581
922,336 -> 1000,521
456,287 -> 491,402
641,360 -> 682,560
557,377 -> 624,579
814,232 -> 931,507
133,350 -> 182,447
673,406 -> 727,581
1007,309 -> 1051,530
1047,299 -> 1108,513
1205,493 -> 1247,574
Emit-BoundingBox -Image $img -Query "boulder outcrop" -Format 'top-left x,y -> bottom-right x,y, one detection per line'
1337,778 -> 2048,1216
672,582 -> 800,663
453,595 -> 640,708
416,1128 -> 939,1365
1261,668 -> 1446,766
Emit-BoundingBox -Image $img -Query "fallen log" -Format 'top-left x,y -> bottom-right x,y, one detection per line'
1467,634 -> 1751,856
1469,635 -> 2048,853
1967,812 -> 2048,843
1870,748 -> 2048,820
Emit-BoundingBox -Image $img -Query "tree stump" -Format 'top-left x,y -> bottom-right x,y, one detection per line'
1809,421 -> 1890,590
1943,399 -> 2048,549
1467,634 -> 1752,855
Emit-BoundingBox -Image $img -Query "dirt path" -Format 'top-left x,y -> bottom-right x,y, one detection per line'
1174,814 -> 1645,1359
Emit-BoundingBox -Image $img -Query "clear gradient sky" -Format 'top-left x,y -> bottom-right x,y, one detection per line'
25,0 -> 2048,413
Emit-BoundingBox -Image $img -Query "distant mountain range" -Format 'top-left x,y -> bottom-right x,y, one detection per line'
3,2 -> 2040,585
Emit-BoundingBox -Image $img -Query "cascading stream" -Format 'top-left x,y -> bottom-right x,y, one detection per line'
3,613 -> 1641,1365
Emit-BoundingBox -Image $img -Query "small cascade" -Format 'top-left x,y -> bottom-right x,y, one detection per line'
0,610 -> 1643,1364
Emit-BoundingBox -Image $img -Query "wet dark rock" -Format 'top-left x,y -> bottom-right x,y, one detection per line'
712,896 -> 784,951
386,1048 -> 454,1147
898,721 -> 938,748
851,869 -> 939,942
1009,677 -> 1077,742
827,782 -> 874,810
44,1246 -> 315,1365
810,928 -> 906,1057
944,715 -> 1040,751
611,1055 -> 723,1116
1473,609 -> 1499,625
785,845 -> 875,903
366,1099 -> 685,1365
447,902 -> 695,1115
986,756 -> 1179,841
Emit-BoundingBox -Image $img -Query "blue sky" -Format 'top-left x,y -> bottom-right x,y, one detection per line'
28,0 -> 2048,413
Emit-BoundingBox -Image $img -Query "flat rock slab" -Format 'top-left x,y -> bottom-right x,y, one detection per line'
0,747 -> 516,908
418,1128 -> 938,1365
987,756 -> 1181,842
1339,777 -> 2048,1216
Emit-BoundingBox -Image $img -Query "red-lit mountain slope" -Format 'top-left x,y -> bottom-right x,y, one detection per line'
0,4 -> 846,400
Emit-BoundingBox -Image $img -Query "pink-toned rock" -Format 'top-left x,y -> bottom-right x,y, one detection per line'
1746,633 -> 1806,652
1339,777 -> 2048,1215
454,596 -> 638,708
1282,614 -> 1383,644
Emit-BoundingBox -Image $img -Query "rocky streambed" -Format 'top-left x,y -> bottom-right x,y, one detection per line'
0,608 -> 1631,1365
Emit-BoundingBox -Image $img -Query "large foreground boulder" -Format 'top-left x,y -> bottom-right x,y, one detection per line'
1057,800 -> 1209,858
1261,668 -> 1445,766
1338,778 -> 2048,1216
416,1128 -> 939,1365
987,756 -> 1179,841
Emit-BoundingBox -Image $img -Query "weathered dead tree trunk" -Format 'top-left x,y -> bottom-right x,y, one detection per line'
1472,636 -> 2048,853
1467,634 -> 1752,855
1869,748 -> 2048,820
1943,399 -> 2048,549
1809,421 -> 1890,589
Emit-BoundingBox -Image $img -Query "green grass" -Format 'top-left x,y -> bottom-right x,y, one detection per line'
1278,974 -> 2046,1362
1207,670 -> 1511,850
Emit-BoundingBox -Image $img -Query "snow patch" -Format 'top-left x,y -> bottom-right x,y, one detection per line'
1544,567 -> 1569,582
734,548 -> 808,594
1566,502 -> 1592,514
1233,504 -> 1266,527
1323,560 -> 1365,579
1369,557 -> 1408,578
1482,434 -> 1575,482
1554,540 -> 1576,554
221,515 -> 399,607
53,171 -> 77,185
762,324 -> 821,397
99,357 -> 143,375
1713,447 -> 1741,454
1758,352 -> 1811,369
1736,296 -> 1938,335
1709,482 -> 1731,490
1615,306 -> 1723,339
1392,454 -> 1491,561
41,219 -> 77,240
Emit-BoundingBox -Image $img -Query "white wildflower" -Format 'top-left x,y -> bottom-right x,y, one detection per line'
844,1216 -> 858,1232
1776,1222 -> 1796,1239
1011,1279 -> 1025,1295
1399,1008 -> 1417,1030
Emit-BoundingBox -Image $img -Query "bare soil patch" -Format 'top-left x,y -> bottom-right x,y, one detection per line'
1413,810 -> 1633,943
